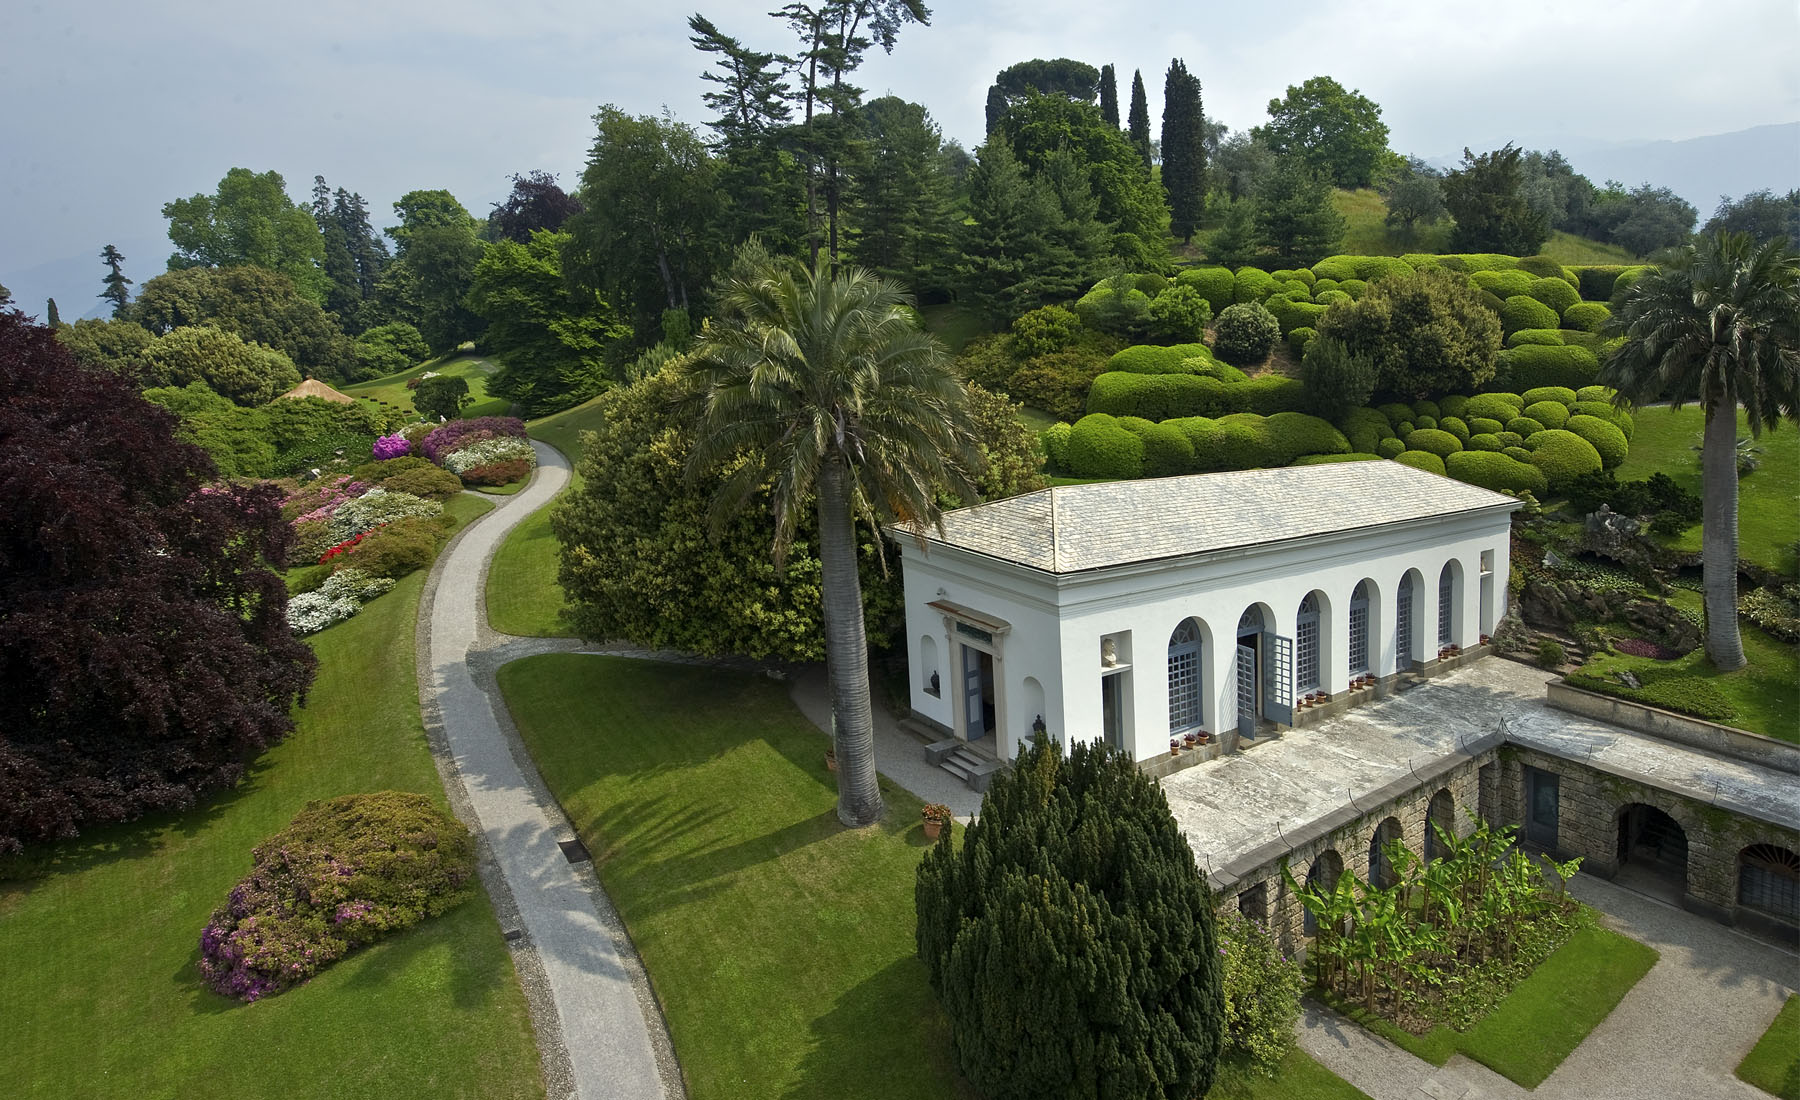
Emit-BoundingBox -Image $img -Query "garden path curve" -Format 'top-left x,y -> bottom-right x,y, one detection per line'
417,440 -> 679,1100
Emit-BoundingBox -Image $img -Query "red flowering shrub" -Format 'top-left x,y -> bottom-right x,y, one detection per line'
319,525 -> 385,564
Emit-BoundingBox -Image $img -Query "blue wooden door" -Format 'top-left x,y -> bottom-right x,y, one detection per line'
962,645 -> 987,739
1235,640 -> 1256,737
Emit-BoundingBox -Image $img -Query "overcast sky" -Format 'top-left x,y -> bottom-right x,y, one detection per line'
4,0 -> 1797,312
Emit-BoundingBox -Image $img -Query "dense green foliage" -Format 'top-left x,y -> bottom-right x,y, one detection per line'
163,168 -> 329,301
1316,268 -> 1501,396
132,265 -> 355,380
142,325 -> 302,406
1161,59 -> 1206,242
916,740 -> 1224,1100
1213,301 -> 1280,365
1254,76 -> 1389,189
468,230 -> 628,416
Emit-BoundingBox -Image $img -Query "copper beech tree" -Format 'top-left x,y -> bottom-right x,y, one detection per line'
0,309 -> 315,853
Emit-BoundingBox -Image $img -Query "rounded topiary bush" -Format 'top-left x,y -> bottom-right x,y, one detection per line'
1376,402 -> 1414,428
1499,295 -> 1561,336
1464,393 -> 1523,422
1310,257 -> 1358,282
1572,400 -> 1634,439
1496,430 -> 1525,448
1471,269 -> 1536,299
1564,414 -> 1630,468
1233,266 -> 1275,304
1287,326 -> 1317,356
1498,344 -> 1600,391
1502,445 -> 1534,463
1376,437 -> 1407,459
1516,255 -> 1577,284
1575,385 -> 1614,402
1530,277 -> 1580,315
1010,305 -> 1084,357
1212,302 -> 1281,366
1353,256 -> 1417,283
1041,422 -> 1072,469
1263,296 -> 1326,336
1311,277 -> 1340,295
1523,400 -> 1570,429
1405,428 -> 1463,457
1210,413 -> 1282,468
1438,394 -> 1469,418
1065,414 -> 1145,479
1290,452 -> 1381,465
1468,416 -> 1504,435
1570,266 -> 1627,301
1393,420 -> 1415,436
1505,416 -> 1545,436
1313,289 -> 1351,308
1414,414 -> 1439,430
1468,432 -> 1503,452
199,791 -> 477,1002
1109,343 -> 1217,374
1438,415 -> 1470,442
1526,429 -> 1604,488
1412,399 -> 1441,421
1264,411 -> 1350,463
1337,407 -> 1396,454
1612,266 -> 1650,300
1521,385 -> 1578,407
1506,328 -> 1565,348
1338,278 -> 1367,299
1561,301 -> 1610,333
1393,450 -> 1446,476
1177,266 -> 1238,314
1233,375 -> 1309,415
1135,421 -> 1196,477
1445,450 -> 1550,496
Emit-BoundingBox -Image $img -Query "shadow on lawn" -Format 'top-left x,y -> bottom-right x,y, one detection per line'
784,954 -> 974,1100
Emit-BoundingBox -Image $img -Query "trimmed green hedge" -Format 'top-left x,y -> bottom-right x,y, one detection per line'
1575,385 -> 1614,402
1086,371 -> 1304,420
1561,301 -> 1611,333
1469,417 -> 1505,435
1497,343 -> 1599,390
1393,450 -> 1446,475
1506,416 -> 1546,436
1287,326 -> 1317,356
1524,400 -> 1571,429
1572,400 -> 1634,439
1530,276 -> 1580,315
1338,406 -> 1396,453
1439,415 -> 1470,442
1291,452 -> 1381,465
1108,343 -> 1217,374
1496,430 -> 1525,447
1472,269 -> 1536,299
1233,266 -> 1276,304
1468,432 -> 1503,451
1405,428 -> 1463,457
1041,421 -> 1072,468
1503,445 -> 1534,462
1415,414 -> 1438,430
1066,414 -> 1144,478
1438,394 -> 1469,418
1522,385 -> 1578,406
1136,420 -> 1195,476
1526,428 -> 1604,488
1263,296 -> 1326,336
1377,437 -> 1406,458
1500,295 -> 1561,335
1507,328 -> 1565,347
1565,414 -> 1629,468
1611,266 -> 1650,300
1568,265 -> 1627,301
1445,450 -> 1550,495
1517,255 -> 1578,285
1175,266 -> 1236,314
1464,392 -> 1524,421
1338,278 -> 1367,299
1412,399 -> 1441,420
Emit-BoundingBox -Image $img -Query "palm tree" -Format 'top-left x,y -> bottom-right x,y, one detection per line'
1600,232 -> 1799,670
681,256 -> 983,826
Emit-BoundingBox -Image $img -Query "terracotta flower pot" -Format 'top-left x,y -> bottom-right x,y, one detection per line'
923,819 -> 943,840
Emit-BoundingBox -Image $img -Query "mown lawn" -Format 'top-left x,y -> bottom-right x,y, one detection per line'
1332,188 -> 1452,257
1209,1050 -> 1371,1100
343,353 -> 511,420
1330,924 -> 1657,1088
1540,230 -> 1640,266
1615,404 -> 1799,574
1737,995 -> 1800,1100
0,495 -> 545,1100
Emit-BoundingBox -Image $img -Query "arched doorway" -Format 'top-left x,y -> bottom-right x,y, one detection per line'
1616,803 -> 1687,902
1235,606 -> 1263,738
1235,603 -> 1292,735
1738,844 -> 1800,927
1303,850 -> 1345,937
1348,581 -> 1373,679
1167,618 -> 1205,737
1395,570 -> 1420,670
1369,817 -> 1404,888
1296,592 -> 1322,696
1438,560 -> 1462,649
1424,789 -> 1455,862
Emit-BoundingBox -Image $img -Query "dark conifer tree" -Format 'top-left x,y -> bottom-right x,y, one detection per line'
1099,63 -> 1120,127
1128,69 -> 1153,169
1161,58 -> 1206,242
45,298 -> 60,327
688,13 -> 805,254
955,140 -> 1084,322
98,244 -> 132,317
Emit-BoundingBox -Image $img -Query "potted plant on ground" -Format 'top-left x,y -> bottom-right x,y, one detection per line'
922,803 -> 953,840
1170,738 -> 1182,756
1196,730 -> 1211,745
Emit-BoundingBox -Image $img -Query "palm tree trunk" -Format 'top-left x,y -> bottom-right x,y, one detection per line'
1700,405 -> 1747,670
817,456 -> 883,826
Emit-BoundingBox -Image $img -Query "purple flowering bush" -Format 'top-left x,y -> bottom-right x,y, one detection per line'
371,433 -> 411,461
198,791 -> 477,1002
421,416 -> 527,465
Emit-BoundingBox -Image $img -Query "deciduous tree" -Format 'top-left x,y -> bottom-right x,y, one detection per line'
1254,76 -> 1389,190
130,265 -> 355,379
1704,188 -> 1800,244
0,309 -> 315,853
488,171 -> 584,242
163,168 -> 329,301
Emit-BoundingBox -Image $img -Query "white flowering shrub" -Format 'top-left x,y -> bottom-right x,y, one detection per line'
326,488 -> 442,543
285,569 -> 398,636
443,437 -> 537,476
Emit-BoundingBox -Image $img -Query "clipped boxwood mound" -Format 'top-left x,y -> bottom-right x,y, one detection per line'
1503,445 -> 1534,463
1405,427 -> 1463,457
1132,419 -> 1195,477
1415,414 -> 1439,430
1438,394 -> 1469,418
1568,265 -> 1631,301
1445,450 -> 1549,496
1175,266 -> 1237,314
1469,417 -> 1505,435
1499,343 -> 1600,391
198,791 -> 478,1002
1517,255 -> 1578,285
1526,428 -> 1604,488
1412,399 -> 1442,420
1565,414 -> 1630,468
1506,416 -> 1546,436
1464,392 -> 1524,422
1468,433 -> 1504,452
1041,421 -> 1072,468
1292,452 -> 1381,465
1500,295 -> 1561,335
1338,407 -> 1397,453
1561,301 -> 1611,333
1233,266 -> 1276,304
1108,343 -> 1218,374
1471,269 -> 1536,299
1523,400 -> 1571,429
1264,296 -> 1326,335
1572,400 -> 1634,439
1393,450 -> 1446,475
1522,385 -> 1578,407
1066,414 -> 1145,478
1530,276 -> 1580,315
1377,437 -> 1407,459
1507,328 -> 1565,348
1438,415 -> 1470,442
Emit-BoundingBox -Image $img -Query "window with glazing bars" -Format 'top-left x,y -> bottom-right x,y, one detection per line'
1295,593 -> 1320,693
1348,581 -> 1370,674
1438,565 -> 1454,646
1167,620 -> 1203,734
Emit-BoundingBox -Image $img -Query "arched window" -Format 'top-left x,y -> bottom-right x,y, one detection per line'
1438,563 -> 1455,646
1395,573 -> 1414,669
1167,619 -> 1204,735
1348,582 -> 1371,676
1295,593 -> 1321,694
1369,817 -> 1404,888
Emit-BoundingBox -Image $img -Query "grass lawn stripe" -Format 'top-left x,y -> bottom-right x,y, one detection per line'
1737,994 -> 1800,1100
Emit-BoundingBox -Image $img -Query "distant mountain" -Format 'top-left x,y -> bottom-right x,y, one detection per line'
1424,122 -> 1799,219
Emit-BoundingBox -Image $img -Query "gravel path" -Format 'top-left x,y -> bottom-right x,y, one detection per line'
416,441 -> 682,1100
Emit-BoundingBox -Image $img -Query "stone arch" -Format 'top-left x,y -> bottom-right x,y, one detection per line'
1394,568 -> 1426,670
1303,849 -> 1345,937
1295,589 -> 1335,695
1237,881 -> 1269,925
1369,816 -> 1405,888
1737,844 -> 1799,925
1424,788 -> 1455,862
1167,616 -> 1209,736
1616,802 -> 1688,900
1021,676 -> 1047,746
1438,558 -> 1466,649
1347,578 -> 1378,679
919,634 -> 940,697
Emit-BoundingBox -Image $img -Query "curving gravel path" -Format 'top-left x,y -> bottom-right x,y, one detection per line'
415,440 -> 681,1100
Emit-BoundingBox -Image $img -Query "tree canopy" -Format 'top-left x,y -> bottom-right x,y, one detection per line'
0,309 -> 315,853
162,168 -> 329,301
130,265 -> 355,380
1254,76 -> 1389,190
1160,59 -> 1206,242
1442,144 -> 1551,255
141,325 -> 302,406
1705,188 -> 1800,244
1316,267 -> 1502,396
487,170 -> 584,242
986,58 -> 1100,131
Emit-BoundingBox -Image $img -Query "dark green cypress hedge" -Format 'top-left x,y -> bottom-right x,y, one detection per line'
915,741 -> 1225,1100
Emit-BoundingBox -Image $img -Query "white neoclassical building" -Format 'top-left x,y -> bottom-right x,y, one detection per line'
896,462 -> 1521,767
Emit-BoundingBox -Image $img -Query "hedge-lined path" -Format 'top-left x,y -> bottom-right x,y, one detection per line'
417,439 -> 681,1100
1298,873 -> 1797,1099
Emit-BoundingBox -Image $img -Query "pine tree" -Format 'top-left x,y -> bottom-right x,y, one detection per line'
1161,58 -> 1206,242
1099,63 -> 1120,127
45,298 -> 60,327
1127,69 -> 1152,169
1253,160 -> 1346,264
98,244 -> 133,317
955,140 -> 1082,322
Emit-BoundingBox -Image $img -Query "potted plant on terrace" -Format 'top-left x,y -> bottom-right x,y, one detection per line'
922,803 -> 953,840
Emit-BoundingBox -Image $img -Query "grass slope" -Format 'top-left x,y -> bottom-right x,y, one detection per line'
498,655 -> 971,1100
1332,924 -> 1656,1088
0,495 -> 544,1099
1209,1050 -> 1372,1100
343,353 -> 511,420
1737,995 -> 1800,1100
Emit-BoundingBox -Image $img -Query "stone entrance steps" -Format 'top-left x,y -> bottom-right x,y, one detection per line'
923,737 -> 1004,793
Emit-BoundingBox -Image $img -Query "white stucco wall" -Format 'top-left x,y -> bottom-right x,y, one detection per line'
900,507 -> 1513,765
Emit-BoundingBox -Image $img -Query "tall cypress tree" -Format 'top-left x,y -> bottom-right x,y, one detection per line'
45,298 -> 60,327
1161,58 -> 1206,242
1098,63 -> 1120,127
98,244 -> 132,317
1127,69 -> 1152,170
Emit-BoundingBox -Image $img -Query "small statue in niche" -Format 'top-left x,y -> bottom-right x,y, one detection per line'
1101,637 -> 1118,667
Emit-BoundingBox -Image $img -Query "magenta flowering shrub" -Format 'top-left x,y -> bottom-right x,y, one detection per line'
371,433 -> 411,461
421,416 -> 526,465
198,791 -> 477,1002
282,476 -> 368,526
